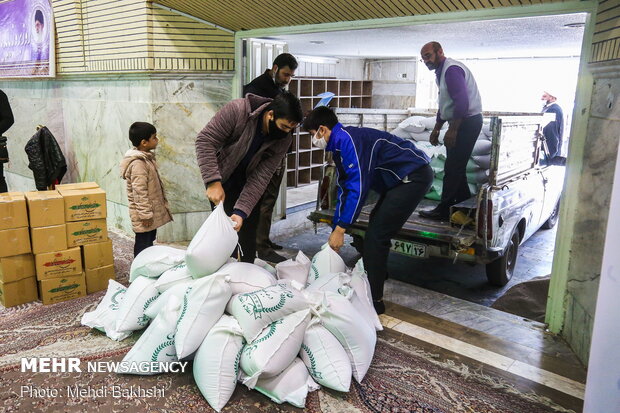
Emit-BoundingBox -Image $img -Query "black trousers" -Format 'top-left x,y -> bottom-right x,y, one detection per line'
210,179 -> 261,263
0,163 -> 6,193
134,229 -> 157,257
363,163 -> 433,301
255,163 -> 285,253
437,114 -> 483,213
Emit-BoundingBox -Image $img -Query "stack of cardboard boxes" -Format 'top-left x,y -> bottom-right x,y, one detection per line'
0,182 -> 115,307
0,193 -> 37,307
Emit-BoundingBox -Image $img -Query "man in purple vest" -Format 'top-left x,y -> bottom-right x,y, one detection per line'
418,41 -> 483,221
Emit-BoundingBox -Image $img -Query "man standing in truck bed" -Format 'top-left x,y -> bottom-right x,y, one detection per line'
418,41 -> 483,221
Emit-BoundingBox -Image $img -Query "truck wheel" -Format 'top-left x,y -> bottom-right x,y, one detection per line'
351,234 -> 364,255
542,200 -> 560,229
486,230 -> 519,287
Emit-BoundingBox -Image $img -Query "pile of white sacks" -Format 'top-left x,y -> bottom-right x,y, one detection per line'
391,115 -> 493,200
81,205 -> 381,411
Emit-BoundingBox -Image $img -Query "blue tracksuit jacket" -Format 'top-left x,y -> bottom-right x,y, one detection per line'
327,122 -> 430,229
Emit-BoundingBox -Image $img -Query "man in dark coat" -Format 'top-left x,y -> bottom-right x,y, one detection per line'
243,53 -> 298,263
0,89 -> 14,193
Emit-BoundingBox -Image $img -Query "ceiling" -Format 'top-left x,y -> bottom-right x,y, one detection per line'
265,13 -> 587,59
153,0 -> 566,32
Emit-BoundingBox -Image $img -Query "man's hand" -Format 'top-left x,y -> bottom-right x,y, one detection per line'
230,214 -> 243,232
206,181 -> 225,204
141,218 -> 154,228
328,226 -> 346,252
429,128 -> 440,146
444,128 -> 457,148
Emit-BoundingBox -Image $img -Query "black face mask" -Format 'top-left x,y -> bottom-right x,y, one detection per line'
268,119 -> 290,139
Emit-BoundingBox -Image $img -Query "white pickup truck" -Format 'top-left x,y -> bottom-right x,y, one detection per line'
308,113 -> 564,286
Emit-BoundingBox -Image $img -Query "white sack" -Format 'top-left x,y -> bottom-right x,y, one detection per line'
307,243 -> 346,285
144,281 -> 192,320
186,204 -> 238,278
193,315 -> 245,412
300,318 -> 352,392
306,272 -> 350,293
472,154 -> 491,170
115,276 -> 159,332
219,262 -> 276,295
252,358 -> 320,408
154,262 -> 192,292
349,259 -> 383,331
240,309 -> 311,388
398,116 -> 426,133
119,297 -> 181,374
81,279 -> 132,341
254,258 -> 277,276
472,139 -> 492,156
129,246 -> 185,282
317,291 -> 377,383
482,122 -> 492,137
275,251 -> 311,286
389,126 -> 411,140
420,115 -> 440,130
231,283 -> 308,342
408,131 -> 432,142
175,273 -> 232,359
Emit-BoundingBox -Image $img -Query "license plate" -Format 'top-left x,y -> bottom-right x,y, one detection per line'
391,239 -> 427,258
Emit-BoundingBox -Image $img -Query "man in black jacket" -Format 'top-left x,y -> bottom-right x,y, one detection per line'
0,90 -> 15,193
243,53 -> 298,263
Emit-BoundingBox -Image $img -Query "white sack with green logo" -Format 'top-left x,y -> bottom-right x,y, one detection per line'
250,358 -> 320,408
119,296 -> 181,374
129,245 -> 185,282
144,281 -> 192,320
81,279 -> 132,341
219,262 -> 276,295
307,243 -> 346,285
154,262 -> 192,292
174,273 -> 231,359
230,283 -> 308,342
299,318 -> 352,392
240,309 -> 311,388
115,276 -> 159,332
193,315 -> 245,412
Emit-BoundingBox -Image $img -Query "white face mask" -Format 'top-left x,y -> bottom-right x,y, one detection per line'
312,130 -> 328,149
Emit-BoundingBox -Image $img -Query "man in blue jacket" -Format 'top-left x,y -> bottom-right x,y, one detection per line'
304,106 -> 433,314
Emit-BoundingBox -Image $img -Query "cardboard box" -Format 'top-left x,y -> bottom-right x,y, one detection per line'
0,254 -> 35,283
30,224 -> 68,254
0,227 -> 31,258
82,239 -> 113,269
0,192 -> 28,230
85,264 -> 115,294
61,188 -> 107,222
66,219 -> 108,247
39,273 -> 86,305
25,190 -> 65,228
0,276 -> 38,307
56,182 -> 99,191
35,247 -> 82,280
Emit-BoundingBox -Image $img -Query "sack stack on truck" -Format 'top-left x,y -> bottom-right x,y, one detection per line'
0,193 -> 36,307
82,206 -> 382,411
391,114 -> 493,201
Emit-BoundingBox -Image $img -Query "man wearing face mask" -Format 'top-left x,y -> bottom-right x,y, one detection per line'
196,92 -> 303,263
243,53 -> 298,263
304,106 -> 433,314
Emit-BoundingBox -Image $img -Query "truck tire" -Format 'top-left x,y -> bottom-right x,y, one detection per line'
542,200 -> 560,230
485,229 -> 519,287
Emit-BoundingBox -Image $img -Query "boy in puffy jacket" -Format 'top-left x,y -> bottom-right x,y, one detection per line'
304,107 -> 433,314
120,122 -> 173,257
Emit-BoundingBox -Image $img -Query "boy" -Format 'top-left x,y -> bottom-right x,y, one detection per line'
120,122 -> 173,257
304,106 -> 433,314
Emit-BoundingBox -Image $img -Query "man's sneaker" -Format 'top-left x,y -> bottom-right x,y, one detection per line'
373,300 -> 386,315
418,207 -> 449,220
257,249 -> 287,264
